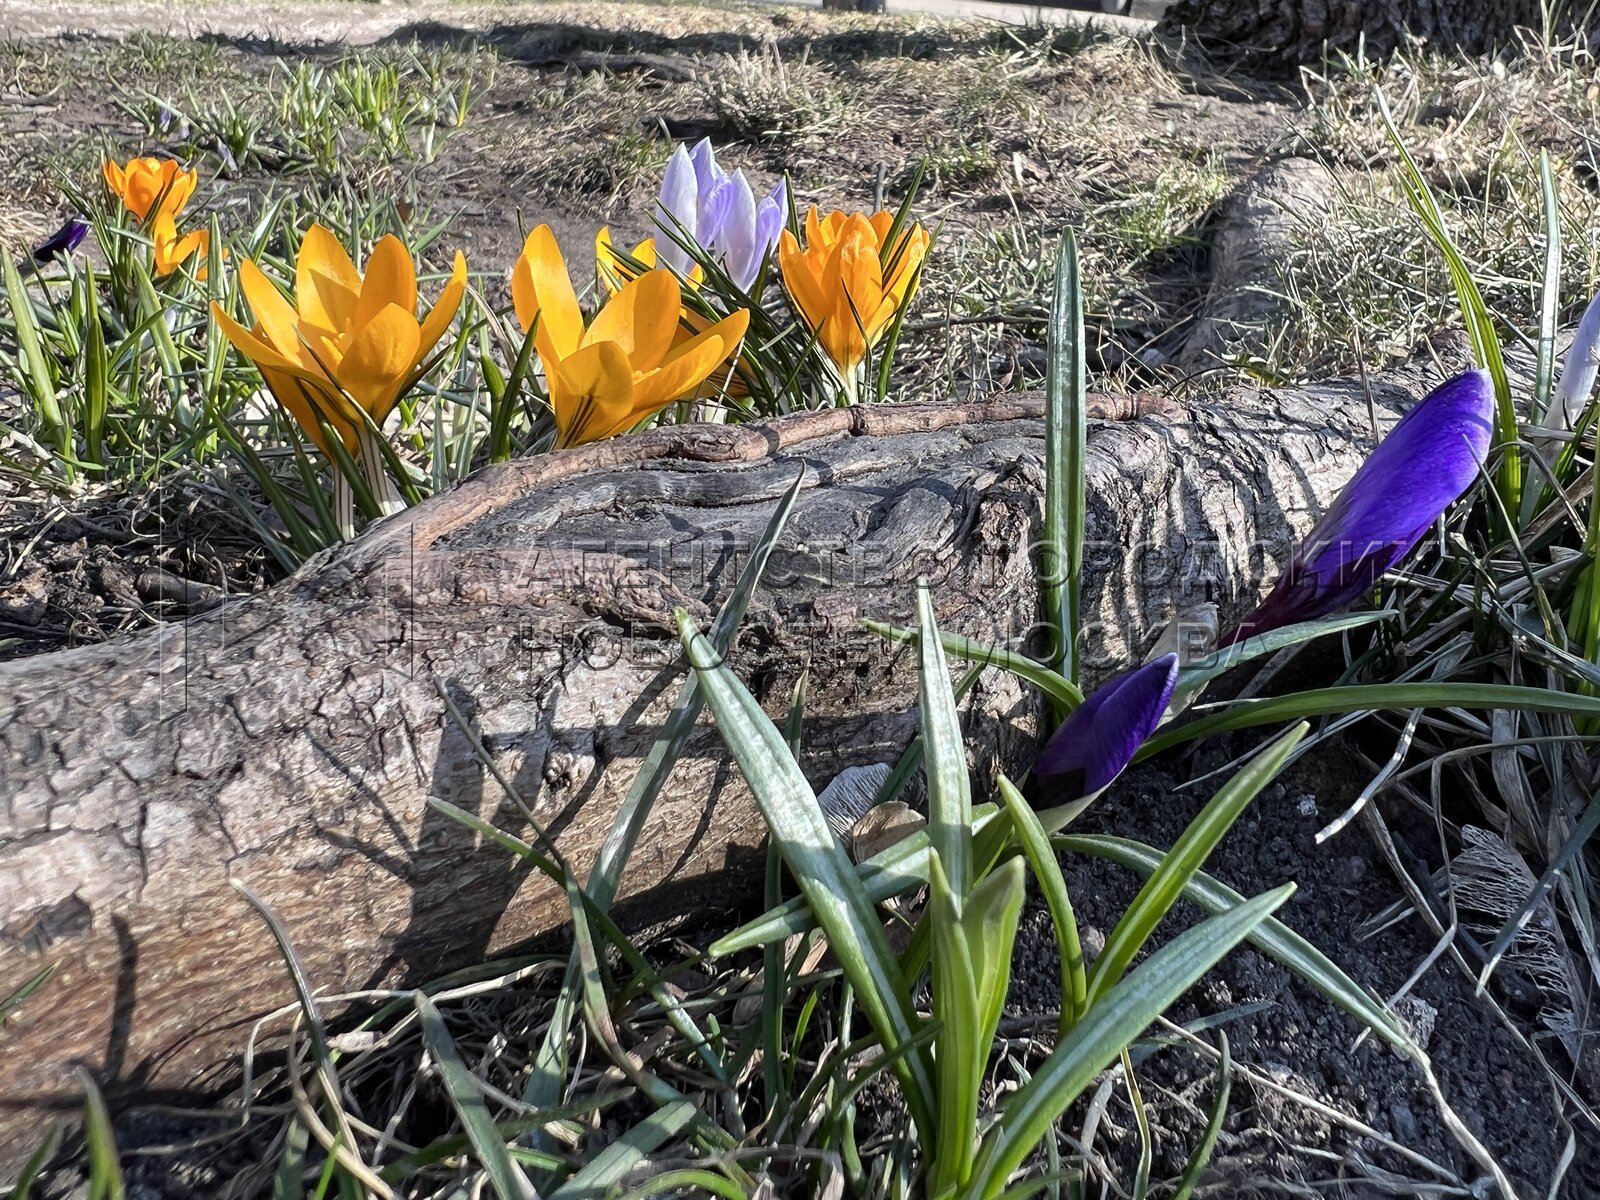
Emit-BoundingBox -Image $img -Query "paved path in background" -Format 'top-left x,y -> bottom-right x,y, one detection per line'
1,0 -> 1154,43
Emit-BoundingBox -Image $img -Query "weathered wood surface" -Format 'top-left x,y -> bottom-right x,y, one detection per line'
1160,0 -> 1560,63
0,366 -> 1454,1169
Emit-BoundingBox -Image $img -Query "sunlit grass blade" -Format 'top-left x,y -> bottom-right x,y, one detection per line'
1137,681 -> 1600,759
708,805 -> 1005,955
917,581 -> 972,897
962,885 -> 1293,1200
3,255 -> 68,466
1375,88 -> 1518,514
1043,229 -> 1086,688
613,1170 -> 750,1200
1174,611 -> 1394,697
676,607 -> 937,1140
874,664 -> 984,806
1170,1034 -> 1230,1200
928,855 -> 983,1196
6,1125 -> 59,1200
547,1101 -> 698,1200
590,467 -> 804,908
1053,834 -> 1418,1056
232,880 -> 385,1197
1000,777 -> 1086,1032
1086,723 -> 1307,1005
81,1070 -> 125,1200
1124,1048 -> 1152,1200
415,992 -> 535,1200
0,961 -> 57,1026
525,470 -> 805,1117
861,618 -> 1083,709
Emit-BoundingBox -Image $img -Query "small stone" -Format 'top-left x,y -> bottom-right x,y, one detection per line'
1386,1097 -> 1419,1143
1295,793 -> 1318,817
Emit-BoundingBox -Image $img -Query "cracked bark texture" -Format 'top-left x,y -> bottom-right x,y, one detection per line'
0,369 -> 1454,1166
1160,0 -> 1565,64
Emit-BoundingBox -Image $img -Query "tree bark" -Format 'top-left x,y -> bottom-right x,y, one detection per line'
0,368 -> 1456,1171
1159,0 -> 1565,65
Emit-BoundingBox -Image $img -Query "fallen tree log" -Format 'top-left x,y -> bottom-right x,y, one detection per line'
0,359 -> 1459,1170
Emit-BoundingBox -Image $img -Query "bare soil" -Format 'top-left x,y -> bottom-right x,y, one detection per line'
1028,736 -> 1596,1197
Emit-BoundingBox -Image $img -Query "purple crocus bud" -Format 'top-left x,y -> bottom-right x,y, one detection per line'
1032,653 -> 1180,803
1221,368 -> 1495,646
655,144 -> 699,276
32,218 -> 89,263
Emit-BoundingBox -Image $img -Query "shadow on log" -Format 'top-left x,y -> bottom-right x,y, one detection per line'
0,365 -> 1454,1168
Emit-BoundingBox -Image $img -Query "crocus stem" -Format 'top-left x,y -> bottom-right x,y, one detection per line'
333,472 -> 356,542
839,365 -> 861,409
358,426 -> 407,519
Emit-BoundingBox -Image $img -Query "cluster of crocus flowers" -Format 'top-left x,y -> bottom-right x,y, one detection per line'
511,225 -> 749,448
780,207 -> 929,402
1219,369 -> 1494,646
210,224 -> 467,519
102,156 -> 212,277
655,139 -> 788,292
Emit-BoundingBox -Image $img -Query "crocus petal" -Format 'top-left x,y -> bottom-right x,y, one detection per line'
1551,291 -> 1600,430
152,222 -> 207,277
258,362 -> 360,455
549,340 -> 636,447
1032,654 -> 1180,803
338,303 -> 421,422
754,179 -> 787,254
296,225 -> 362,337
582,269 -> 681,371
689,137 -> 724,202
512,225 -> 585,360
715,170 -> 762,292
352,235 -> 417,339
32,218 -> 89,263
415,251 -> 468,367
623,308 -> 750,424
699,176 -> 736,246
1224,369 -> 1494,644
655,146 -> 699,276
239,259 -> 312,368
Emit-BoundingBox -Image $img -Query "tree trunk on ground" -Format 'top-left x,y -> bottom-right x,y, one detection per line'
1159,0 -> 1566,65
0,364 -> 1460,1172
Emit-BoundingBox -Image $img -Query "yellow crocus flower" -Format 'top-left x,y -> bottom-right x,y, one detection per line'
512,225 -> 749,449
778,207 -> 929,377
210,224 -> 466,456
595,227 -> 703,295
102,157 -> 198,225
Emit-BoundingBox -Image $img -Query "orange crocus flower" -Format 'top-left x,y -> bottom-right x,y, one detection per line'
779,207 -> 929,378
103,157 -> 198,225
210,224 -> 466,456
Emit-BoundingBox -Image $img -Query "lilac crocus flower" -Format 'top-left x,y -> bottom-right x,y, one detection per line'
32,218 -> 89,264
655,138 -> 787,292
1032,653 -> 1180,803
1546,291 -> 1600,431
1221,368 -> 1495,646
